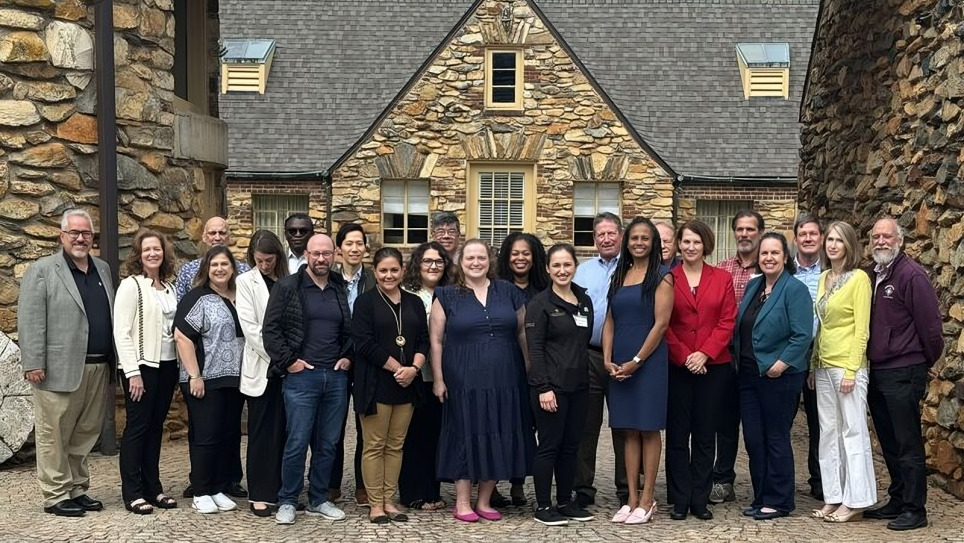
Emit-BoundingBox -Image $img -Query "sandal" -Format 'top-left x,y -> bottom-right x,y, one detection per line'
422,500 -> 447,511
148,494 -> 178,509
125,498 -> 154,515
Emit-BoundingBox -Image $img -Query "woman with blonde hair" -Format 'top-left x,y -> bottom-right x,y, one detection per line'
809,221 -> 875,522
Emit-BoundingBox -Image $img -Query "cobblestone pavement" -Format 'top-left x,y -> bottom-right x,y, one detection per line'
1,411 -> 962,543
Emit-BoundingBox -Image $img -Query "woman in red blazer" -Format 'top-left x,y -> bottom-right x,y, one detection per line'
664,220 -> 738,521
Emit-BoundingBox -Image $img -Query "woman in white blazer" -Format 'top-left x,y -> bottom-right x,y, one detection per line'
236,230 -> 290,516
114,229 -> 179,514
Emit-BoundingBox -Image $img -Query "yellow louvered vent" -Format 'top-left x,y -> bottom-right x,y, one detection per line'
221,39 -> 276,94
736,43 -> 790,100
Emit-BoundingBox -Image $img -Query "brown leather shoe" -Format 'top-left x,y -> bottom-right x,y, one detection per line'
355,488 -> 369,508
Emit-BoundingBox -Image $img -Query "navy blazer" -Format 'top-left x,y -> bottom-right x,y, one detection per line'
733,270 -> 813,375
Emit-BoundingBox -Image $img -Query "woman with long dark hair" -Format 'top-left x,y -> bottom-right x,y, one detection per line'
398,241 -> 451,511
497,232 -> 550,302
174,246 -> 245,514
236,230 -> 289,516
114,229 -> 179,514
604,217 -> 674,525
352,247 -> 430,523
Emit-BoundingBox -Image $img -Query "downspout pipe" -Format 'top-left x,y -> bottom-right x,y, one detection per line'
94,0 -> 118,456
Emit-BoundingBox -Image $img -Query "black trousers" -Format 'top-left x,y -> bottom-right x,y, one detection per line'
398,381 -> 443,505
330,375 -> 364,491
666,364 -> 729,511
119,362 -> 178,503
245,378 -> 286,503
712,364 -> 739,485
182,384 -> 244,496
800,369 -> 821,492
868,363 -> 928,514
575,349 -> 628,505
532,388 -> 588,509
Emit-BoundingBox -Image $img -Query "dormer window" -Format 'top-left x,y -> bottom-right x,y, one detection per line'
221,38 -> 276,94
736,43 -> 790,99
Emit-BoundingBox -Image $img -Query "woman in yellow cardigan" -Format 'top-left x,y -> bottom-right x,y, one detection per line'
809,221 -> 876,522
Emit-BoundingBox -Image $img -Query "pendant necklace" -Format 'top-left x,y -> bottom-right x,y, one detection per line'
377,287 -> 405,347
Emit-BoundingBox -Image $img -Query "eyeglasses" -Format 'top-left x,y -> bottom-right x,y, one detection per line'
420,258 -> 446,268
286,228 -> 312,236
63,230 -> 94,240
307,250 -> 335,259
432,228 -> 459,238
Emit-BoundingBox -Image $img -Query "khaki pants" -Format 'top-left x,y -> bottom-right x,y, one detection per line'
359,403 -> 414,506
33,363 -> 109,507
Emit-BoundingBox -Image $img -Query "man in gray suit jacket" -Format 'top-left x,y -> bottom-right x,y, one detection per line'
18,209 -> 115,517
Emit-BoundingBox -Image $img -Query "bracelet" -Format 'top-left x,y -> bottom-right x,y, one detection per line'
189,375 -> 202,380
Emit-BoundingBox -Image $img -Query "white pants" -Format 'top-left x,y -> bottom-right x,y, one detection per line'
815,367 -> 877,508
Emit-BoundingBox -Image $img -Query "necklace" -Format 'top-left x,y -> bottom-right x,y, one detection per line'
377,287 -> 405,347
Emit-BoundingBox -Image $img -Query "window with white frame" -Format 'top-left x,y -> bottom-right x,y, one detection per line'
573,182 -> 621,247
696,200 -> 752,264
382,180 -> 430,245
253,194 -> 309,240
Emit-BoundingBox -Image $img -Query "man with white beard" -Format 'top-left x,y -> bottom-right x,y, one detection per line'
862,217 -> 943,532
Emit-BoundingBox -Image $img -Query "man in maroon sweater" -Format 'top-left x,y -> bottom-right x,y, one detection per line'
863,217 -> 944,532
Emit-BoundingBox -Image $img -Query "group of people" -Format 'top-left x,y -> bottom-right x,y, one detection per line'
16,206 -> 943,532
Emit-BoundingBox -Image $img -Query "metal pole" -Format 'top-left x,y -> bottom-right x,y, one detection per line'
94,0 -> 119,456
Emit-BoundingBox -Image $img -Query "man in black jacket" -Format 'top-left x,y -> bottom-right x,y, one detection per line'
263,234 -> 354,525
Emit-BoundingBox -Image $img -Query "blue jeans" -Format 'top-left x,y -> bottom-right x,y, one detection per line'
278,366 -> 349,506
739,370 -> 805,513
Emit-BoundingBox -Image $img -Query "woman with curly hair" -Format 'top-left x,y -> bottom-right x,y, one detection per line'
497,232 -> 550,303
398,241 -> 451,511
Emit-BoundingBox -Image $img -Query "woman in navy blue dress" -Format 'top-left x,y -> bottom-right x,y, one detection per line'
430,239 -> 533,523
603,217 -> 674,525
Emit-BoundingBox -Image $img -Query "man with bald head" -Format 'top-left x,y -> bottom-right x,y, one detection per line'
174,216 -> 251,499
174,217 -> 251,301
263,234 -> 354,525
862,217 -> 943,531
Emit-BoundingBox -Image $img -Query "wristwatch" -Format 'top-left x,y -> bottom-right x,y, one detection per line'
632,356 -> 642,365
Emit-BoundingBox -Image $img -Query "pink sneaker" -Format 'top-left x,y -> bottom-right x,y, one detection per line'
611,505 -> 632,523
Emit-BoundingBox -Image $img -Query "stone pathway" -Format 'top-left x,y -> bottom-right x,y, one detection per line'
1,411 -> 962,542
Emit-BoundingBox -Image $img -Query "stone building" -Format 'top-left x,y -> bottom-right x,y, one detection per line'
800,0 -> 964,497
220,0 -> 817,261
0,0 -> 228,451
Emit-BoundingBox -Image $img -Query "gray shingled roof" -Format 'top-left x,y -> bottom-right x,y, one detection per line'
219,0 -> 819,178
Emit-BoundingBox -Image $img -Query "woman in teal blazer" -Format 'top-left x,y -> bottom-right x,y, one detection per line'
733,232 -> 813,520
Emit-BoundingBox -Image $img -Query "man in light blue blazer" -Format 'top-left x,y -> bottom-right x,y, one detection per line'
18,209 -> 115,517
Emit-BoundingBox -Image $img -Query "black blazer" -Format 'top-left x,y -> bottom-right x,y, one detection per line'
351,288 -> 430,416
524,284 -> 594,393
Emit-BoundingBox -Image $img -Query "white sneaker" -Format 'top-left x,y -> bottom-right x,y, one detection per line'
276,504 -> 296,525
211,492 -> 237,512
306,501 -> 346,521
192,495 -> 218,514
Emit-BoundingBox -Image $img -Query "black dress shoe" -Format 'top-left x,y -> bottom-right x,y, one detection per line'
864,501 -> 903,520
73,495 -> 104,512
44,499 -> 85,517
224,482 -> 248,498
753,509 -> 789,520
887,511 -> 928,531
741,506 -> 760,517
670,509 -> 688,520
490,490 -> 511,508
182,485 -> 194,498
691,507 -> 713,520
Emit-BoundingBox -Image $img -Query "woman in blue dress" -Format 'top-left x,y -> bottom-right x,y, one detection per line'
430,239 -> 533,523
603,217 -> 674,525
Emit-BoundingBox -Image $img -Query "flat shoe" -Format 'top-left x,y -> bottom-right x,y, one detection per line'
370,514 -> 390,524
670,510 -> 688,521
387,511 -> 409,522
611,505 -> 632,523
742,507 -> 760,517
453,508 -> 479,523
753,509 -> 789,520
474,508 -> 502,521
624,502 -> 657,525
250,502 -> 274,518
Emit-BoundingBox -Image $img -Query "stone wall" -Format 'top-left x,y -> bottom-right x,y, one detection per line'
0,0 -> 223,337
800,0 -> 964,497
331,0 -> 674,249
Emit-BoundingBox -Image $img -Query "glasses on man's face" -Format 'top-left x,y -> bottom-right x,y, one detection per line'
421,258 -> 446,268
63,230 -> 94,240
433,228 -> 458,238
307,250 -> 335,259
287,228 -> 311,236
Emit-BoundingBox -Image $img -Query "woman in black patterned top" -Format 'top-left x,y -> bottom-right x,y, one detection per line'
174,246 -> 245,515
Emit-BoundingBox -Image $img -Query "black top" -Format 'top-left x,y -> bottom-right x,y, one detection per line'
524,284 -> 594,393
173,287 -> 244,389
302,273 -> 346,366
739,286 -> 766,376
262,273 -> 276,292
351,288 -> 429,413
64,251 -> 113,359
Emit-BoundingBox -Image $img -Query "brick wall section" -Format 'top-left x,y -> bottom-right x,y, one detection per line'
225,179 -> 327,258
679,183 -> 798,235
